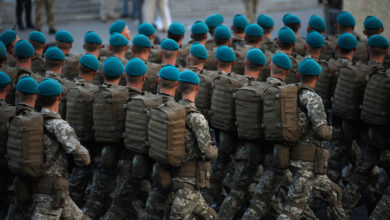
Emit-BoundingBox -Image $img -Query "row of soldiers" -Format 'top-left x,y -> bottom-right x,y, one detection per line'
0,10 -> 389,220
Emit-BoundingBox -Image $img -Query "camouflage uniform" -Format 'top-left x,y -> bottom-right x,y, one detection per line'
205,38 -> 215,51
231,34 -> 245,50
61,54 -> 83,81
204,47 -> 218,71
7,53 -> 16,67
0,64 -> 17,105
369,185 -> 390,220
242,0 -> 259,23
293,37 -> 306,57
260,37 -> 277,54
31,54 -> 46,76
35,0 -> 55,31
142,61 -> 162,94
149,44 -> 162,64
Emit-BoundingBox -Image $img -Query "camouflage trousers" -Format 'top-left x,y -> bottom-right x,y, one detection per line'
35,0 -> 55,29
369,185 -> 390,220
69,165 -> 93,207
242,0 -> 259,23
31,194 -> 83,220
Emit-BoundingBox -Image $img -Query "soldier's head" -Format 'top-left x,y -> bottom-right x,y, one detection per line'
231,14 -> 248,36
15,76 -> 38,107
0,30 -> 19,54
102,57 -> 124,86
168,22 -> 185,46
205,14 -> 224,37
37,78 -> 62,111
336,33 -> 357,60
297,58 -> 322,87
138,23 -> 156,46
0,71 -> 11,99
336,11 -> 355,34
109,33 -> 129,58
276,27 -> 296,54
83,31 -> 103,57
110,20 -> 131,40
125,58 -> 147,89
305,31 -> 325,58
270,52 -> 291,81
244,24 -> 264,48
160,39 -> 180,65
157,65 -> 179,96
28,31 -> 46,56
188,43 -> 208,70
191,21 -> 209,45
44,46 -> 65,74
257,14 -> 274,38
178,70 -> 200,101
363,16 -> 384,38
283,14 -> 301,35
215,46 -> 235,73
214,25 -> 231,47
0,41 -> 7,66
244,48 -> 265,79
55,30 -> 74,55
78,54 -> 100,82
131,34 -> 152,62
14,40 -> 34,68
307,15 -> 326,35
367,35 -> 389,63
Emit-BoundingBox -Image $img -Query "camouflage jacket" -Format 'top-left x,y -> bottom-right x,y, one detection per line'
266,76 -> 285,86
231,34 -> 245,50
0,64 -> 17,105
61,54 -> 82,81
260,37 -> 277,54
31,53 -> 46,76
7,53 -> 16,67
293,36 -> 306,57
0,99 -> 15,168
205,38 -> 215,51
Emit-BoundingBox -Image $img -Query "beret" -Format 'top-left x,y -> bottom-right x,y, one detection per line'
44,46 -> 65,61
309,15 -> 326,31
110,20 -> 126,34
14,40 -> 34,58
368,34 -> 389,49
246,48 -> 266,66
161,38 -> 179,51
272,52 -> 291,70
364,16 -> 383,30
0,30 -> 17,46
138,22 -> 156,36
216,46 -> 236,62
190,42 -> 208,59
306,31 -> 325,48
80,54 -> 100,71
126,57 -> 147,76
159,65 -> 180,81
298,58 -> 322,76
55,30 -> 74,43
245,24 -> 263,37
16,76 -> 38,94
191,21 -> 209,34
214,25 -> 231,40
109,33 -> 128,47
205,14 -> 224,28
102,57 -> 124,77
0,41 -> 7,59
0,71 -> 11,88
337,11 -> 355,27
168,22 -> 185,36
283,13 -> 301,25
337,33 -> 357,49
257,14 -> 274,28
179,70 -> 200,85
29,31 -> 46,44
132,34 -> 152,48
278,26 -> 296,44
38,78 -> 62,96
84,31 -> 102,45
233,14 -> 249,29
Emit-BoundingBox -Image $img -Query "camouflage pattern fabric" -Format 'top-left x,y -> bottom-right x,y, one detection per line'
369,186 -> 390,220
231,35 -> 245,50
7,53 -> 16,67
35,0 -> 55,30
260,38 -> 277,54
31,194 -> 83,220
31,54 -> 46,76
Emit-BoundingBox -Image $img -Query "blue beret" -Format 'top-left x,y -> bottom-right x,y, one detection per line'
309,15 -> 326,31
283,13 -> 301,25
0,41 -> 6,59
306,31 -> 325,48
298,58 -> 322,76
126,58 -> 147,77
337,33 -> 357,49
368,35 -> 389,49
168,22 -> 185,36
102,57 -> 124,77
38,78 -> 62,96
80,54 -> 100,71
84,31 -> 102,45
278,27 -> 296,44
233,14 -> 248,29
16,76 -> 38,94
55,30 -> 74,43
272,52 -> 291,70
337,11 -> 355,27
179,70 -> 200,85
214,25 -> 231,40
110,20 -> 126,34
257,14 -> 274,28
364,16 -> 383,30
245,24 -> 263,37
109,33 -> 128,47
44,46 -> 65,61
205,14 -> 224,28
132,34 -> 152,48
190,43 -> 208,59
216,46 -> 236,62
161,38 -> 179,51
159,65 -> 180,81
14,40 -> 34,58
246,48 -> 266,66
138,23 -> 156,36
191,21 -> 209,34
29,31 -> 46,44
0,30 -> 17,46
0,71 -> 11,88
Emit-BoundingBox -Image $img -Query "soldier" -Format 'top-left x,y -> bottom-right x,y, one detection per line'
100,0 -> 118,22
0,41 -> 17,105
307,15 -> 327,35
108,33 -> 129,65
242,0 -> 258,23
188,43 -> 208,73
28,31 -> 46,76
138,22 -> 159,62
0,30 -> 19,67
55,30 -> 82,81
43,47 -> 66,80
14,40 -> 43,87
230,14 -> 248,50
161,38 -> 180,66
304,31 -> 325,61
170,70 -> 218,219
204,25 -> 232,71
205,14 -> 224,50
55,30 -> 74,57
83,31 -> 103,58
167,22 -> 186,47
35,0 -> 56,34
355,16 -> 384,63
283,14 -> 306,57
277,58 -> 332,220
257,14 -> 276,53
31,78 -> 90,219
99,20 -> 131,58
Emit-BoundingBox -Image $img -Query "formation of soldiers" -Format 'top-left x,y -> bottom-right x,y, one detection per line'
0,10 -> 389,220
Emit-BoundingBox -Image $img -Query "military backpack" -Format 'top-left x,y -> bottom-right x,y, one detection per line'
61,54 -> 82,81
142,62 -> 162,94
319,36 -> 337,61
353,41 -> 369,64
195,70 -> 220,121
0,102 -> 15,163
284,54 -> 303,85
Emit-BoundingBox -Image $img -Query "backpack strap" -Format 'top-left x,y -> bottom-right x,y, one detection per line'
296,84 -> 314,116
